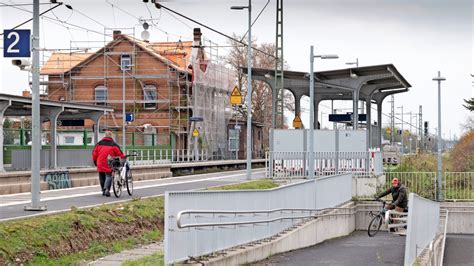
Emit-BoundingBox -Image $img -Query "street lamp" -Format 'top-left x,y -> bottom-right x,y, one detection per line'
433,71 -> 446,201
231,1 -> 252,180
345,58 -> 359,68
309,46 -> 338,179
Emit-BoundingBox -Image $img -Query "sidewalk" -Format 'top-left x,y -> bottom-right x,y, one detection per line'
89,242 -> 163,265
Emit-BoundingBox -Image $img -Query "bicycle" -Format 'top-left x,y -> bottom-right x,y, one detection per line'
367,199 -> 390,237
108,154 -> 135,198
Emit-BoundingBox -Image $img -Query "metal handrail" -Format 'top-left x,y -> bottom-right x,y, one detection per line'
439,209 -> 449,265
176,207 -> 354,229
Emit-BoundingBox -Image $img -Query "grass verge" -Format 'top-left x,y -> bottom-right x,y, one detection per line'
0,197 -> 164,265
207,179 -> 279,190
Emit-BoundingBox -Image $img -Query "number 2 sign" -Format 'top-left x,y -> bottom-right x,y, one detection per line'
3,29 -> 31,58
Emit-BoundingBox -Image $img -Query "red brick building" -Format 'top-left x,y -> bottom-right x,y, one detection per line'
41,30 -> 198,149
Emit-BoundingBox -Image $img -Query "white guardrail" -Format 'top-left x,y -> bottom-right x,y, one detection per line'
404,193 -> 440,266
164,173 -> 352,265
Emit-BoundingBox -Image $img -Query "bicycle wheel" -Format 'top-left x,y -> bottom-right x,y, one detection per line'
112,170 -> 122,198
126,167 -> 133,196
368,214 -> 383,237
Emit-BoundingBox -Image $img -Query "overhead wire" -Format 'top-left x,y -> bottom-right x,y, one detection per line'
153,3 -> 276,59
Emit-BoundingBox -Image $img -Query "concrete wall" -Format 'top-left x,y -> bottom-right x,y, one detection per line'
352,175 -> 386,199
0,164 -> 172,195
441,202 -> 474,234
200,202 -> 355,266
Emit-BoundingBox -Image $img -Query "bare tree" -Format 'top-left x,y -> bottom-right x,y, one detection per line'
226,35 -> 293,127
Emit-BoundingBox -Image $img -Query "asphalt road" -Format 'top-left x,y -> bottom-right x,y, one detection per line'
0,169 -> 266,221
254,231 -> 405,266
443,234 -> 474,266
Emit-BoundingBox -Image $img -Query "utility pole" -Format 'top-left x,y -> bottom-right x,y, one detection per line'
419,105 -> 423,152
390,95 -> 395,145
25,0 -> 45,211
433,71 -> 446,201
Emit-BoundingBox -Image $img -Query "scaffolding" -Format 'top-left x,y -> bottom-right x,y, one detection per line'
39,28 -> 235,157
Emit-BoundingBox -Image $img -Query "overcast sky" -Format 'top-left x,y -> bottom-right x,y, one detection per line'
1,0 -> 472,138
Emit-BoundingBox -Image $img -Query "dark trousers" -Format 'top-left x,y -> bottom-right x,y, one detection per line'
98,172 -> 112,192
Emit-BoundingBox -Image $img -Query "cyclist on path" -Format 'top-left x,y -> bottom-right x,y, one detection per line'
375,177 -> 408,212
92,131 -> 125,197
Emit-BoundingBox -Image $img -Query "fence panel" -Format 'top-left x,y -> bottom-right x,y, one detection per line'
269,151 -> 380,179
404,193 -> 440,266
444,172 -> 474,200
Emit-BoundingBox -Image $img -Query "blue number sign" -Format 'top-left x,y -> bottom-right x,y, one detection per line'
3,29 -> 31,58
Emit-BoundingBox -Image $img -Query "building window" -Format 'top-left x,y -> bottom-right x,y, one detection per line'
64,136 -> 75,144
121,54 -> 131,70
95,85 -> 107,105
143,85 -> 157,109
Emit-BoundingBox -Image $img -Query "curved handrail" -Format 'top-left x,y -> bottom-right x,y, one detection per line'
176,206 -> 354,229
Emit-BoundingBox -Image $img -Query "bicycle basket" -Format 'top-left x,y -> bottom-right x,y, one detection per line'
108,157 -> 122,169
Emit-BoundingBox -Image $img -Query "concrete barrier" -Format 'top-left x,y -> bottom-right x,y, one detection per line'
441,202 -> 474,234
0,164 -> 172,195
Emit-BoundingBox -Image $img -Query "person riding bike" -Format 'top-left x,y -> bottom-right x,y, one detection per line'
375,177 -> 408,212
92,131 -> 125,197
375,178 -> 408,232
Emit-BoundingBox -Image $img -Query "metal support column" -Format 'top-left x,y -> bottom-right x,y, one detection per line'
274,0 -> 284,128
47,107 -> 63,169
0,101 -> 11,173
377,102 -> 383,149
352,90 -> 359,129
25,0 -> 46,211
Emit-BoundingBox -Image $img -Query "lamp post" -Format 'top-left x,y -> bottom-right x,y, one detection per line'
231,1 -> 252,180
309,46 -> 338,179
345,58 -> 358,68
433,71 -> 446,201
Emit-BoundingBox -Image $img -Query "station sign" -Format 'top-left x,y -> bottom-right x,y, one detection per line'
3,29 -> 31,58
329,113 -> 366,123
189,116 -> 204,122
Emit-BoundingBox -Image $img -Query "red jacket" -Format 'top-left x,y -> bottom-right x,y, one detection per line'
92,137 -> 125,173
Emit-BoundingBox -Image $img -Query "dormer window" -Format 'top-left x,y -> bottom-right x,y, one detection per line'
121,54 -> 131,70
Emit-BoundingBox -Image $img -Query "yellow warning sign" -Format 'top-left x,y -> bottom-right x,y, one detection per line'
192,128 -> 199,137
293,116 -> 302,129
230,86 -> 242,105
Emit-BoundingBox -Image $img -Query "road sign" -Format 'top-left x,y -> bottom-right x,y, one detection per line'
230,86 -> 242,105
192,128 -> 199,137
125,113 -> 134,122
3,29 -> 31,58
293,116 -> 302,129
189,116 -> 204,122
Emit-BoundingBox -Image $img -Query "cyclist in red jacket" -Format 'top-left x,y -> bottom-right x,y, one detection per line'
92,131 -> 125,197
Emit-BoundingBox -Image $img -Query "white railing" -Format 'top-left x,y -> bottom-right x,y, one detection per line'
126,149 -> 212,165
268,151 -> 383,179
404,193 -> 440,266
164,173 -> 352,265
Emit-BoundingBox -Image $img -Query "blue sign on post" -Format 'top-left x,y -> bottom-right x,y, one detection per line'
3,29 -> 31,58
126,113 -> 134,122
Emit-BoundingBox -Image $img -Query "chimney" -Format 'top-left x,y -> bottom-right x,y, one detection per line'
22,89 -> 31,98
113,30 -> 122,40
193,28 -> 202,44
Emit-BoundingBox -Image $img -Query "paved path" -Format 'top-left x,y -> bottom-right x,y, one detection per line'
0,169 -> 266,221
443,234 -> 474,266
89,241 -> 164,265
254,231 -> 405,266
